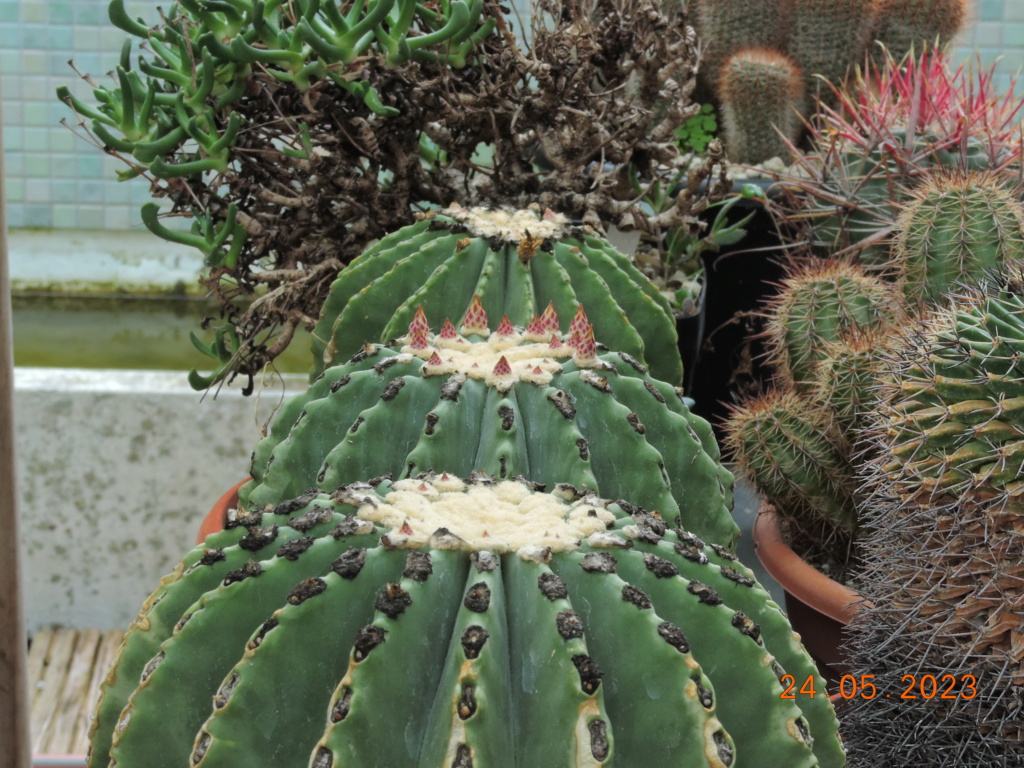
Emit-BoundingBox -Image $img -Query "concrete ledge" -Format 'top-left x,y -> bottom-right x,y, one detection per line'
15,368 -> 306,634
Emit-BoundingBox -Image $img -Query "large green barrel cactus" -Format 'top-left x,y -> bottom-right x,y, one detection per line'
310,205 -> 683,385
89,475 -> 845,768
246,304 -> 738,547
892,171 -> 1024,304
841,285 -> 1024,762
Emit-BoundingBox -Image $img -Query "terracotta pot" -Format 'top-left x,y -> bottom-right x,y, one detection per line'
195,479 -> 249,544
752,507 -> 868,691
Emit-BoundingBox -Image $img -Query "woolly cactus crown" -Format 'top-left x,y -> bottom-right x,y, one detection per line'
246,303 -> 739,548
311,204 -> 684,385
89,475 -> 844,768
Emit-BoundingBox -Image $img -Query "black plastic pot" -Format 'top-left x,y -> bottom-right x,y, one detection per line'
682,184 -> 788,438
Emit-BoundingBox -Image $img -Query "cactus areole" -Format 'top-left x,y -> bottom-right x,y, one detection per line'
88,476 -> 844,768
246,304 -> 738,548
310,204 -> 683,385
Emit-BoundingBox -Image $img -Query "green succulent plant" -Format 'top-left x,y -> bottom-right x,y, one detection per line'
893,171 -> 1024,304
58,0 -> 721,392
842,284 -> 1024,763
245,303 -> 738,548
89,475 -> 845,768
310,205 -> 682,386
761,260 -> 897,392
717,47 -> 804,164
723,259 -> 898,562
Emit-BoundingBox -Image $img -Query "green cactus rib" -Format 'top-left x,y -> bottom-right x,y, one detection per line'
893,171 -> 1024,304
86,493 -> 346,768
242,322 -> 737,549
605,518 -> 844,768
309,211 -> 681,384
191,546 -> 408,768
725,389 -> 859,534
91,478 -> 844,768
107,515 -> 382,768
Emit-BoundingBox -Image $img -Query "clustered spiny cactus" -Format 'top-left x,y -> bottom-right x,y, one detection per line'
842,284 -> 1024,764
693,0 -> 968,163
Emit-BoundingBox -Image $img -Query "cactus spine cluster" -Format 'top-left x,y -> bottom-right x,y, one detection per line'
893,171 -> 1024,304
724,390 -> 858,535
717,49 -> 804,165
842,285 -> 1024,763
91,476 -> 845,768
311,205 -> 682,385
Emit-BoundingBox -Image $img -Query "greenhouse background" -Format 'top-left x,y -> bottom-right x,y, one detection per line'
3,0 -> 1024,233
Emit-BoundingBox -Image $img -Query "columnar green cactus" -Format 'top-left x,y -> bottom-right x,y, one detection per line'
762,260 -> 897,391
842,285 -> 1024,763
892,171 -> 1024,304
691,0 -> 787,94
724,389 -> 858,536
90,476 -> 845,768
808,329 -> 893,433
310,205 -> 682,385
717,48 -> 804,164
871,0 -> 968,64
249,303 -> 738,547
787,0 -> 877,97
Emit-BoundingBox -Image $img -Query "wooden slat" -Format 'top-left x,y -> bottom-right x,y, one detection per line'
70,629 -> 123,755
30,630 -> 78,752
40,629 -> 101,754
27,628 -> 127,757
25,629 -> 53,706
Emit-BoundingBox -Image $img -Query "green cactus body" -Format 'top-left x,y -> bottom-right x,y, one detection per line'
763,260 -> 896,391
692,0 -> 787,93
247,304 -> 738,548
310,205 -> 682,385
717,48 -> 804,165
787,0 -> 876,96
893,172 -> 1024,304
724,389 -> 858,534
92,476 -> 845,768
86,494 -> 347,768
809,330 -> 892,433
871,0 -> 967,64
844,285 -> 1024,762
876,288 -> 1024,503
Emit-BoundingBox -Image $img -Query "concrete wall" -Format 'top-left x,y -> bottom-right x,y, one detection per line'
15,368 -> 305,633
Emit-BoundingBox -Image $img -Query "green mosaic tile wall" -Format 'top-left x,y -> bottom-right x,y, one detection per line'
1,0 -> 1022,231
